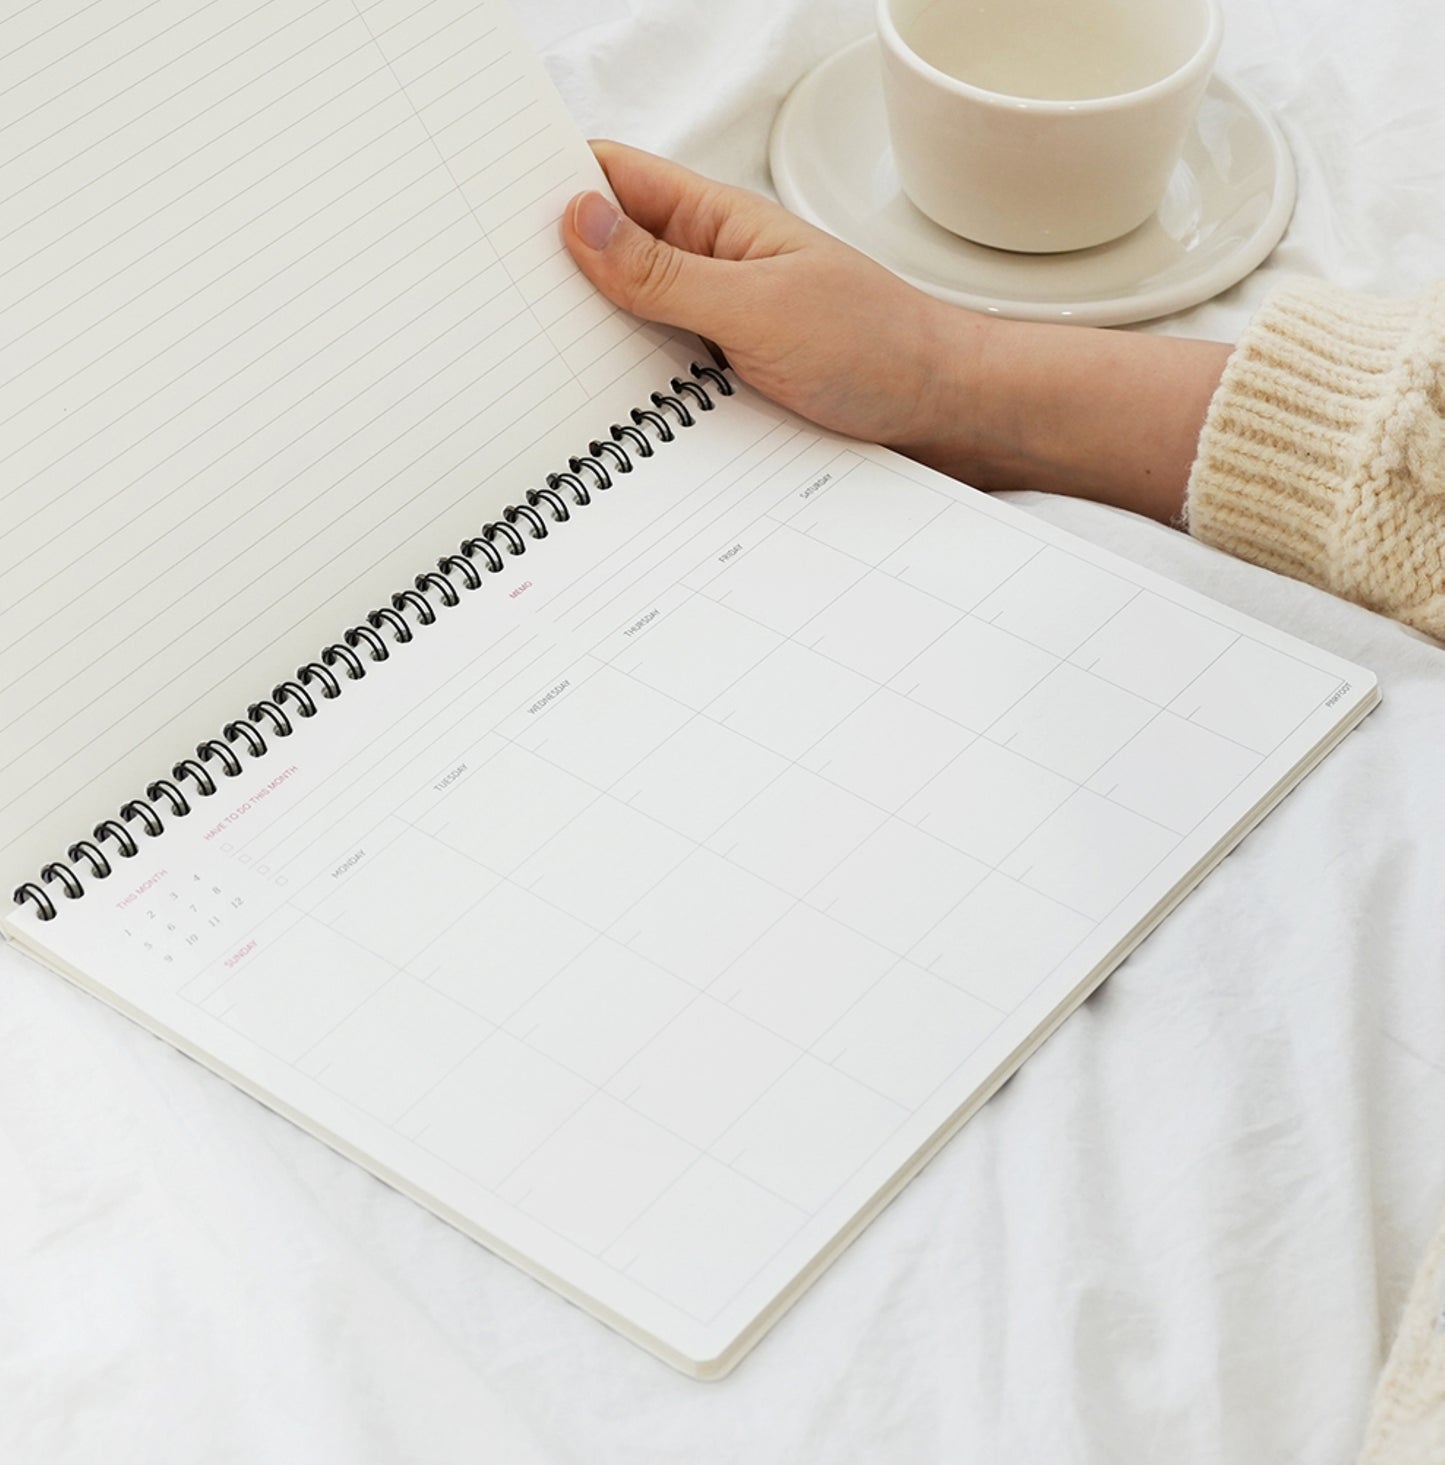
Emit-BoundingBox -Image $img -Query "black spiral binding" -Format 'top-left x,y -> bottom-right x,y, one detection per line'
13,364 -> 734,922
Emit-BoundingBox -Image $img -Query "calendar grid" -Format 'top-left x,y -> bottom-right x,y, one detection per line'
34,415 -> 1362,1349
155,438 -> 1349,1331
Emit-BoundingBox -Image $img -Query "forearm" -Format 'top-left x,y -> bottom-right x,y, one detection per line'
566,143 -> 1232,527
568,149 -> 1443,639
889,306 -> 1232,524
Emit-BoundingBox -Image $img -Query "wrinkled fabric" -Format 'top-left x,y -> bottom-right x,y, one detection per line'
3,3 -> 1443,1462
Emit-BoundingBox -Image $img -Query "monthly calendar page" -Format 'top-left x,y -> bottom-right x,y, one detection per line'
10,390 -> 1376,1374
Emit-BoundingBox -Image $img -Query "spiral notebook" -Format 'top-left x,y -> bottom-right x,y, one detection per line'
1,0 -> 1378,1377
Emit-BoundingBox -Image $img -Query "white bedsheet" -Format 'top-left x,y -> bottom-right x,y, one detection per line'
4,3 -> 1443,1461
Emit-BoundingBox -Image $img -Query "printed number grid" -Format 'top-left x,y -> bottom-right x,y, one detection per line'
190,449 -> 1341,1326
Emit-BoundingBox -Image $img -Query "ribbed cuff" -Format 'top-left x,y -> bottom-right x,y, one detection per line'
1184,279 -> 1424,595
1357,1203 -> 1445,1464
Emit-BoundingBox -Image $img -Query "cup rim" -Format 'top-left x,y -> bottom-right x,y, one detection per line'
875,0 -> 1224,114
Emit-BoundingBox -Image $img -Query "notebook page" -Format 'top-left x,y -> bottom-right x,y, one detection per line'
6,386 -> 1377,1373
0,0 -> 692,895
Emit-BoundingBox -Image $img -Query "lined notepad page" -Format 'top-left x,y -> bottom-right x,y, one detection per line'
0,0 -> 691,893
11,392 -> 1375,1373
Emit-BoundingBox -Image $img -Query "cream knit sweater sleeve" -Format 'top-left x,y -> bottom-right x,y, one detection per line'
1189,278 -> 1445,1459
1185,277 -> 1445,641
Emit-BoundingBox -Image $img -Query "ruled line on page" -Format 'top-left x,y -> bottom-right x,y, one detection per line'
0,0 -> 675,898
0,173 -> 468,488
0,0 -> 107,55
0,324 -> 676,851
0,48 -> 520,402
0,75 -> 416,338
0,25 -> 517,308
0,60 -> 548,487
0,220 -> 499,631
0,249 -> 525,600
0,171 -> 465,468
0,2 -> 360,222
0,293 -> 549,729
0,170 -> 477,525
350,1 -> 581,391
0,0 -> 188,114
0,335 -> 568,791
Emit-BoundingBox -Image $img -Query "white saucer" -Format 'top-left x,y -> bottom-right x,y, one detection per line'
768,38 -> 1296,326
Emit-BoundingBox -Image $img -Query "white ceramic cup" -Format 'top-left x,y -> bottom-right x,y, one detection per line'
877,0 -> 1224,253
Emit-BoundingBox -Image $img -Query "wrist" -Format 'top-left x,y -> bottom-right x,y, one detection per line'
888,303 -> 1230,523
883,300 -> 1023,488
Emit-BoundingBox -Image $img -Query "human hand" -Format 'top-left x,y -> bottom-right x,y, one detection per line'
562,141 -> 992,473
563,141 -> 1230,522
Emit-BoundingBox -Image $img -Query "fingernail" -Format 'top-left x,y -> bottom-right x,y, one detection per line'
574,191 -> 622,251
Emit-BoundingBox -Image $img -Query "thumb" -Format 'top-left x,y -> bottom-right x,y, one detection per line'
564,190 -> 737,342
